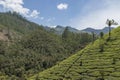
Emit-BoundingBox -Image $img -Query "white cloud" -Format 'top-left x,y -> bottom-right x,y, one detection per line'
30,10 -> 40,18
0,0 -> 40,18
40,17 -> 44,20
70,0 -> 120,30
57,3 -> 68,10
50,25 -> 56,28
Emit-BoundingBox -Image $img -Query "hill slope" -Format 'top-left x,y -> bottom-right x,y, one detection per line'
29,26 -> 120,80
0,12 -> 93,80
0,12 -> 43,38
0,12 -> 67,79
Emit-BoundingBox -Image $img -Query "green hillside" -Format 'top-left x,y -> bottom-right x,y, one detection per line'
29,26 -> 120,80
0,12 -> 42,34
0,12 -> 44,41
0,12 -> 67,80
0,12 -> 92,80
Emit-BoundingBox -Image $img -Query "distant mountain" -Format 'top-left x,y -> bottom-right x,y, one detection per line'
82,27 -> 114,34
44,26 -> 114,35
54,25 -> 65,34
65,26 -> 80,33
44,25 -> 82,34
44,25 -> 114,34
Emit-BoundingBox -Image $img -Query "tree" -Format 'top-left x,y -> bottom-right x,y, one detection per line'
80,61 -> 82,66
92,32 -> 95,43
106,19 -> 118,39
35,74 -> 40,80
99,44 -> 104,52
100,71 -> 104,80
100,32 -> 104,39
0,41 -> 5,55
112,58 -> 116,65
7,23 -> 11,40
62,27 -> 70,40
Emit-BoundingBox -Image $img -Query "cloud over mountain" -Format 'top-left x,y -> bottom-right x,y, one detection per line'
0,0 -> 40,18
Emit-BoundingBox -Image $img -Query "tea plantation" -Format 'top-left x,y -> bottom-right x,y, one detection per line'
28,26 -> 120,80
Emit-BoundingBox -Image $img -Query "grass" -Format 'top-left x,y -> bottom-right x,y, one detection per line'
28,26 -> 120,80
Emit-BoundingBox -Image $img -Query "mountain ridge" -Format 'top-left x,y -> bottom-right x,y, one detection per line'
44,25 -> 114,35
82,27 -> 114,34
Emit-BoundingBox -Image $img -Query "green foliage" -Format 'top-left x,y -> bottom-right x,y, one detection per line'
92,31 -> 95,43
99,38 -> 104,52
21,30 -> 64,56
0,41 -> 6,55
0,12 -> 43,36
106,19 -> 118,39
0,12 -> 93,80
62,27 -> 93,54
100,32 -> 104,39
99,71 -> 104,80
99,44 -> 104,52
28,26 -> 120,80
35,74 -> 40,80
62,27 -> 70,40
80,61 -> 82,66
112,58 -> 116,65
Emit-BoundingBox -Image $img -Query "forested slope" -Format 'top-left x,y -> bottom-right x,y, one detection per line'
0,12 -> 92,80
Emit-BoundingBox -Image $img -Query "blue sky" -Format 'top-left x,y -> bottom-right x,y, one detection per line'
0,0 -> 120,30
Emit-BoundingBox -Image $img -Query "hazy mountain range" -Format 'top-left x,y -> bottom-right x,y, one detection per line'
82,27 -> 114,34
44,25 -> 114,35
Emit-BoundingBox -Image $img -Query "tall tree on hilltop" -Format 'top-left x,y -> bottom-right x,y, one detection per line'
106,19 -> 118,39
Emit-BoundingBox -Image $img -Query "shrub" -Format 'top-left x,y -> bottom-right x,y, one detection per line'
99,44 -> 104,52
100,32 -> 104,39
80,61 -> 82,66
112,58 -> 116,64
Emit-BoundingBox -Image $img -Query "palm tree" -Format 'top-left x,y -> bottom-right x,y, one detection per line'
106,19 -> 118,39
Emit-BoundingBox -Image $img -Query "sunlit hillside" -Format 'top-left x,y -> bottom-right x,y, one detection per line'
29,26 -> 120,80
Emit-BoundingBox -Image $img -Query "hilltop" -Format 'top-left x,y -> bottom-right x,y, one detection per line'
29,26 -> 120,80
